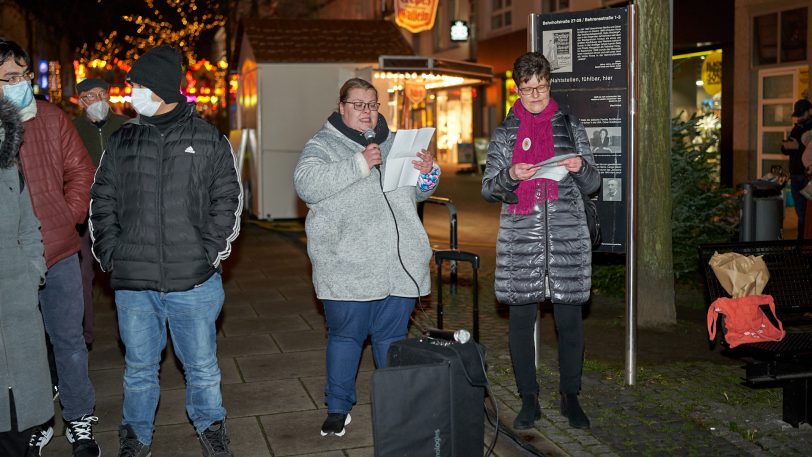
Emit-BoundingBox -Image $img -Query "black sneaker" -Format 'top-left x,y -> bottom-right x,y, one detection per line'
25,426 -> 53,457
65,415 -> 100,457
320,413 -> 351,437
198,419 -> 234,457
118,424 -> 151,457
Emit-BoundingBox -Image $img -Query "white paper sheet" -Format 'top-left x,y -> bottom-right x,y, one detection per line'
382,127 -> 436,192
531,153 -> 579,181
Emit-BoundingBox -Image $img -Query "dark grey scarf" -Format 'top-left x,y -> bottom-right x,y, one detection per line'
328,111 -> 390,146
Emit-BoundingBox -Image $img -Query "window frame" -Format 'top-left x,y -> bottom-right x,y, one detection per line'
756,65 -> 806,177
752,7 -> 808,67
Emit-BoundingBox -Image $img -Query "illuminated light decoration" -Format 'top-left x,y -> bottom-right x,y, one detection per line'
117,0 -> 225,64
38,60 -> 49,90
450,20 -> 469,42
395,0 -> 440,34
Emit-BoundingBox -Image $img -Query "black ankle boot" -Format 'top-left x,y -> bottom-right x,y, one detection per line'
560,393 -> 590,429
513,393 -> 541,429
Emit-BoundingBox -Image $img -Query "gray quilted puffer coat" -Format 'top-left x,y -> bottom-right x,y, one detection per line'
482,109 -> 600,306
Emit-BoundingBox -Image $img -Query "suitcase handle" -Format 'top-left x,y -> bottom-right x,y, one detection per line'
434,249 -> 480,269
434,249 -> 480,341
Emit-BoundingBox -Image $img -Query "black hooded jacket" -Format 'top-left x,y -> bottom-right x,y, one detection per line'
89,104 -> 242,292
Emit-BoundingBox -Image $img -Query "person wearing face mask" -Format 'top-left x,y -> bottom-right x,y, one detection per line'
294,77 -> 439,437
72,77 -> 129,348
73,78 -> 128,167
0,39 -> 99,457
89,45 -> 242,457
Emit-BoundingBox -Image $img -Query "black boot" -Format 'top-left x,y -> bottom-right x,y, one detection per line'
560,393 -> 590,429
513,393 -> 541,429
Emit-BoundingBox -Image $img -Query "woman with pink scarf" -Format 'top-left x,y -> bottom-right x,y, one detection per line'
482,52 -> 600,431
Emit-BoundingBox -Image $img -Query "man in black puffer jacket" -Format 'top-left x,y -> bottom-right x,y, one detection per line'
89,45 -> 241,457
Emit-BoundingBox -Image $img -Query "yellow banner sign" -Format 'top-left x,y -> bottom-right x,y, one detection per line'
701,51 -> 722,96
395,0 -> 440,34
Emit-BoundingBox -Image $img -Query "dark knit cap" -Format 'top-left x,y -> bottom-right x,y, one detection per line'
76,77 -> 109,94
127,45 -> 186,104
792,99 -> 812,117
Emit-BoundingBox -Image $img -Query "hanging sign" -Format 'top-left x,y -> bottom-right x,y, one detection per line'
405,82 -> 427,104
395,0 -> 440,34
701,51 -> 722,96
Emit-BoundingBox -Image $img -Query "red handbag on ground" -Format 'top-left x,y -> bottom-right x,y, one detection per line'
707,294 -> 785,348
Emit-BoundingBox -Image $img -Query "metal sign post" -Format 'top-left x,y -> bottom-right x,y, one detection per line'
625,3 -> 638,387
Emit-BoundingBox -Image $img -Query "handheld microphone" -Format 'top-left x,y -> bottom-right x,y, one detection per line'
425,328 -> 471,345
363,129 -> 379,170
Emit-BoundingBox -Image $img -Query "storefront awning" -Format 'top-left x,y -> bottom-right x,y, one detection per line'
376,55 -> 492,89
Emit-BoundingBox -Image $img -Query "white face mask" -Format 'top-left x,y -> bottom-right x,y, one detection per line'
85,101 -> 110,122
130,87 -> 162,116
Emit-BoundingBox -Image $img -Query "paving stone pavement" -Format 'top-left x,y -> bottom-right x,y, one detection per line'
41,167 -> 812,456
41,223 -> 534,457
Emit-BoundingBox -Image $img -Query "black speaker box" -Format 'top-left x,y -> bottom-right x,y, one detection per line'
370,338 -> 487,457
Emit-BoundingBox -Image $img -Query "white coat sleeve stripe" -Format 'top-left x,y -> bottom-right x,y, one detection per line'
88,148 -> 107,271
212,134 -> 243,268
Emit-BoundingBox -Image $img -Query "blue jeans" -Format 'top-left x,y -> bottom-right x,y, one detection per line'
791,175 -> 809,240
322,296 -> 414,414
39,254 -> 95,421
115,273 -> 226,444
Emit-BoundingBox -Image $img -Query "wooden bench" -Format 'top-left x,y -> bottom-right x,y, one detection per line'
698,240 -> 812,427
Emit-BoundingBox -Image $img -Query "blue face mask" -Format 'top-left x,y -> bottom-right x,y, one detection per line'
3,80 -> 33,109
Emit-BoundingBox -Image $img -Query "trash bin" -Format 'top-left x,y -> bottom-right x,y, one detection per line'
738,180 -> 784,241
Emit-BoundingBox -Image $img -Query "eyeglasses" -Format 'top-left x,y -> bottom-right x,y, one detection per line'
80,91 -> 109,103
343,101 -> 381,111
517,84 -> 550,96
0,72 -> 33,85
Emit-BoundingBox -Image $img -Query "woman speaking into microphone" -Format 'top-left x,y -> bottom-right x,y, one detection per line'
294,77 -> 440,437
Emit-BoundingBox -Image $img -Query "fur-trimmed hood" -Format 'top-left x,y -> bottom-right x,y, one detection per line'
0,98 -> 23,169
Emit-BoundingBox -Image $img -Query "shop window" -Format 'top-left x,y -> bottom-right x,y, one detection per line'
671,50 -> 722,118
753,8 -> 807,66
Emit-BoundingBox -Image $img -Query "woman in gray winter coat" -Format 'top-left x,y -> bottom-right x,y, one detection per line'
482,52 -> 600,430
0,97 -> 53,454
294,78 -> 439,437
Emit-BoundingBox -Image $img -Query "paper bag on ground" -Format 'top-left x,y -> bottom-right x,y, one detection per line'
708,251 -> 770,297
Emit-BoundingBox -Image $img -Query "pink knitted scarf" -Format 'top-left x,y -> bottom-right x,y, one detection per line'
509,97 -> 559,215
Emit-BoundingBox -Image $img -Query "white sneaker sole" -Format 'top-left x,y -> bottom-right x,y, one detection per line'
320,413 -> 352,437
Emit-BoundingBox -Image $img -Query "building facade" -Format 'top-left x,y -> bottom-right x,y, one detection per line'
733,0 -> 810,185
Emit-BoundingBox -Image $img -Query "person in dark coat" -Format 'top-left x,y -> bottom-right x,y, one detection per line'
781,99 -> 812,239
0,97 -> 53,455
90,45 -> 242,457
72,77 -> 129,346
482,52 -> 600,430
